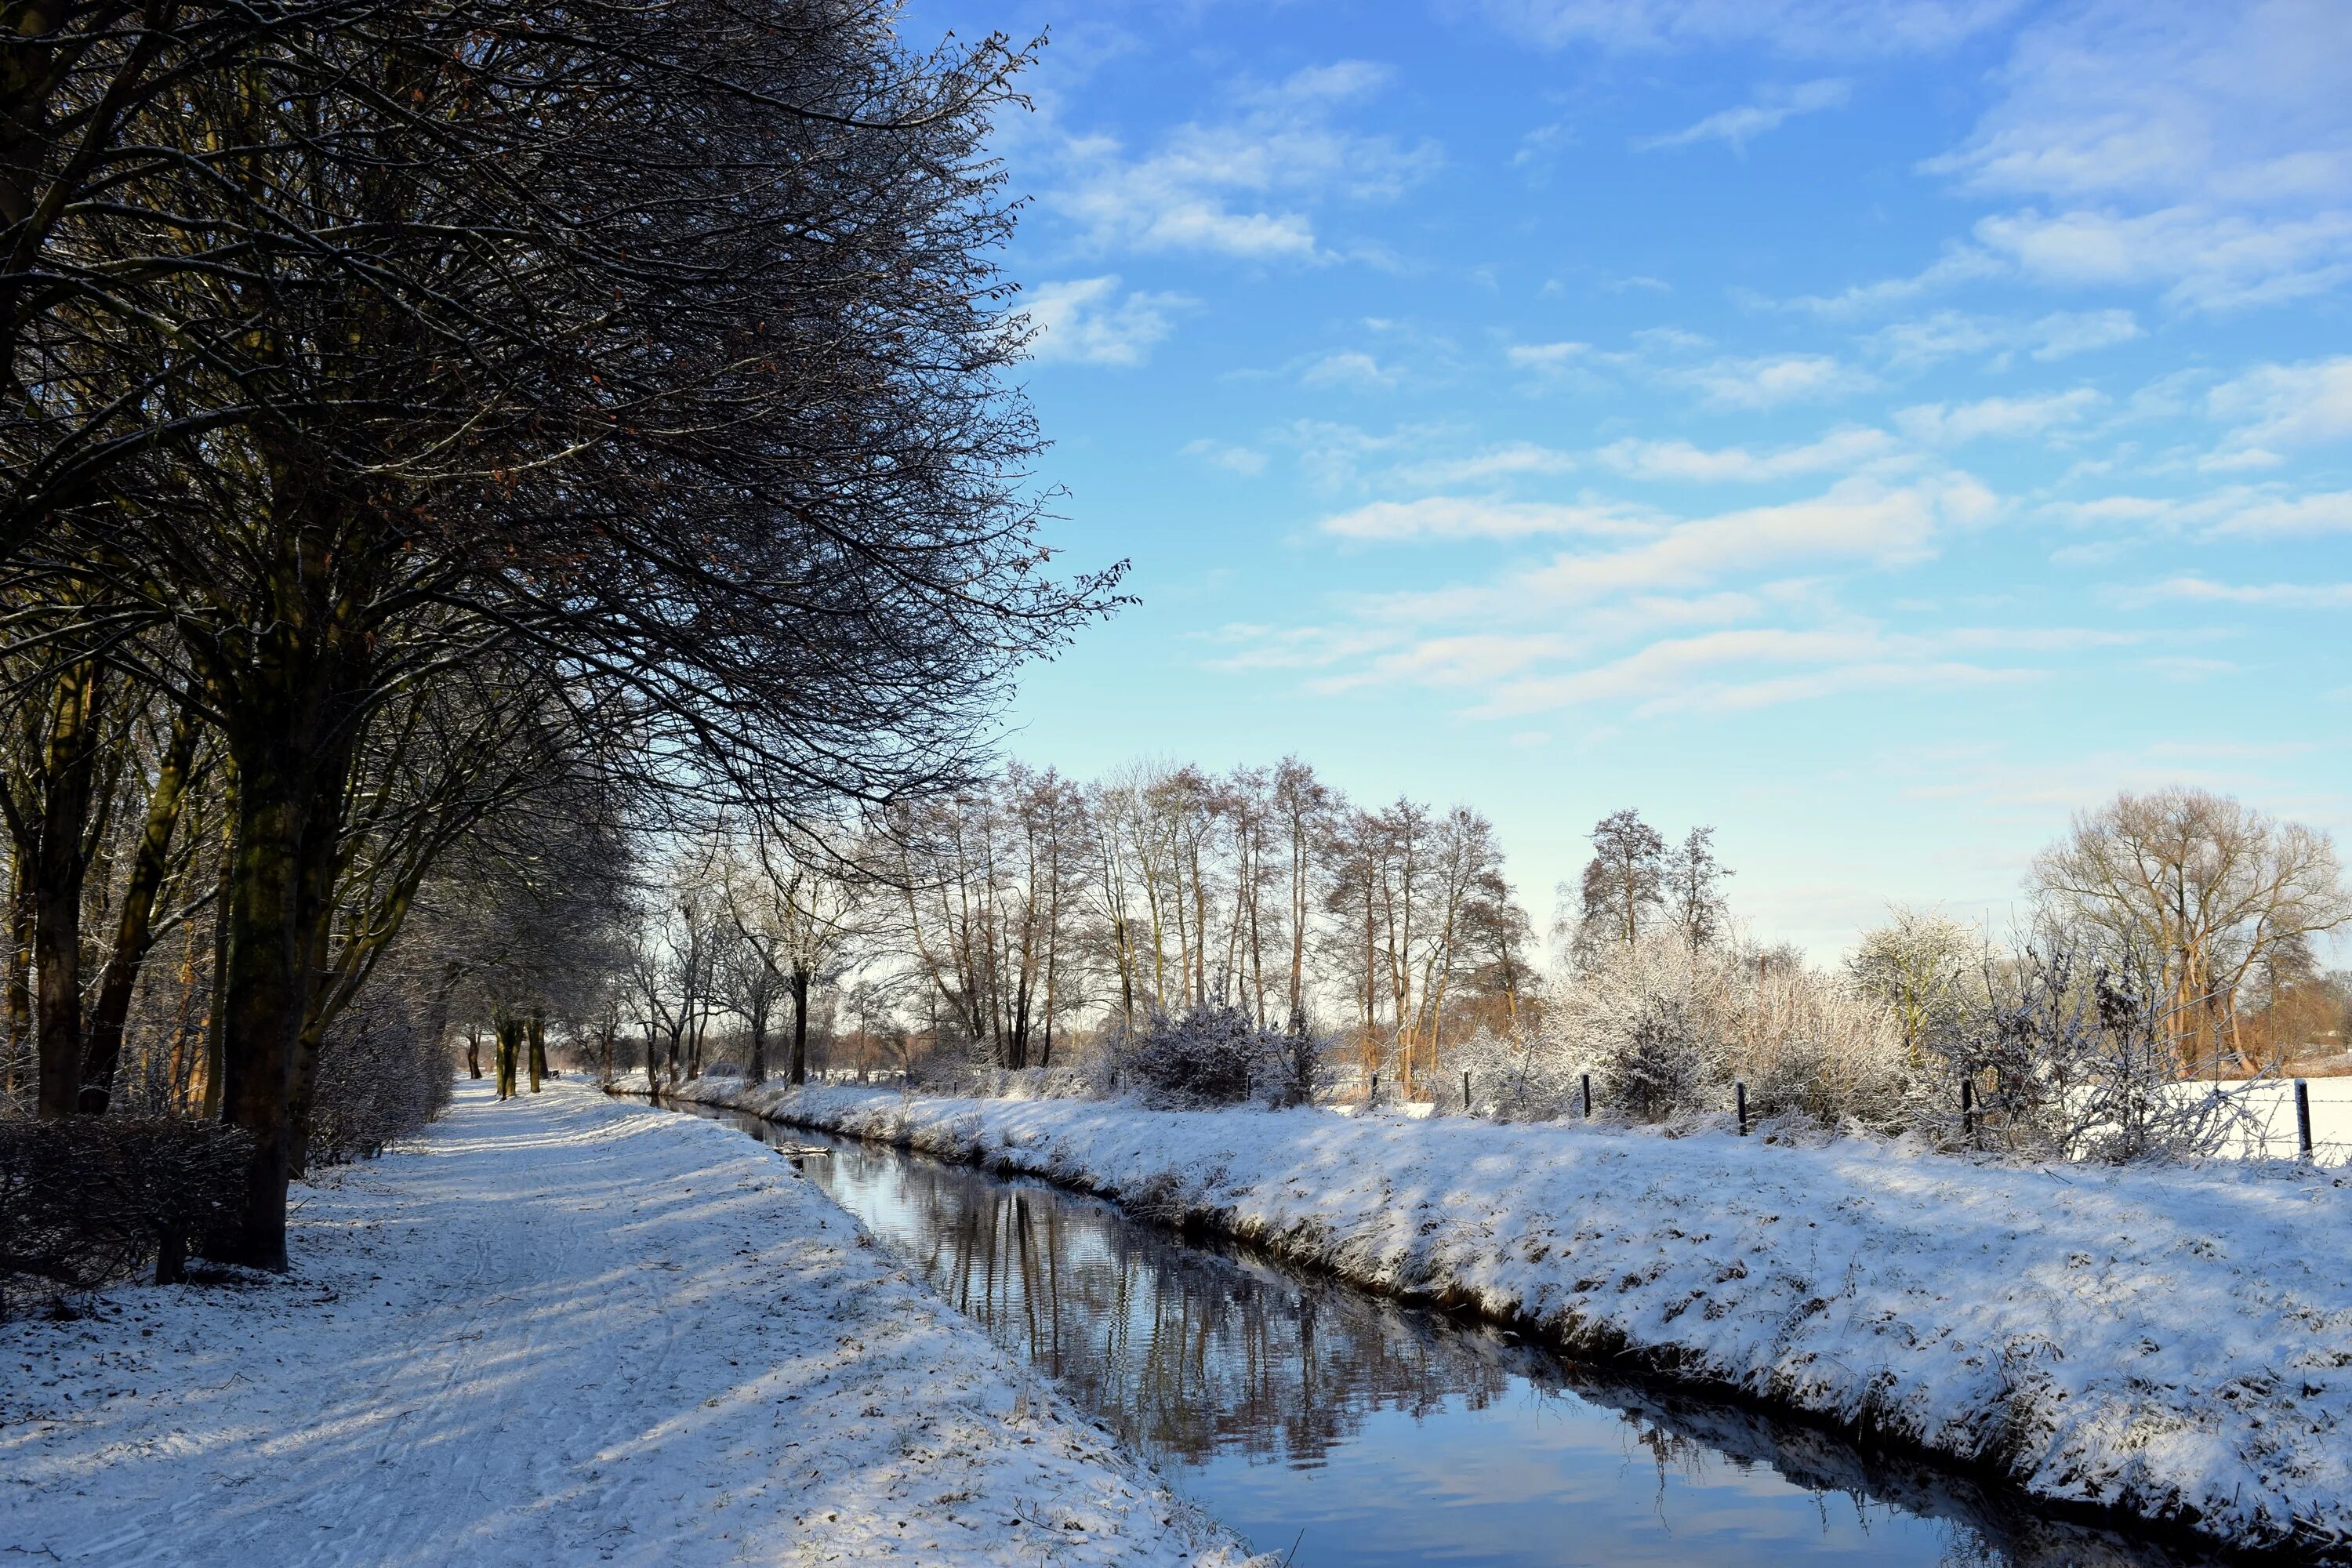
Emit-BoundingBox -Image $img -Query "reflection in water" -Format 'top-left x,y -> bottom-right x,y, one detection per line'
704,1109 -> 2220,1568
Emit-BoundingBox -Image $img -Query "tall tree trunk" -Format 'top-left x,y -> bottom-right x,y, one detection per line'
210,753 -> 310,1267
32,661 -> 102,1117
495,1017 -> 522,1098
5,845 -> 31,1098
527,1014 -> 546,1091
78,702 -> 200,1112
789,967 -> 810,1085
466,1027 -> 483,1079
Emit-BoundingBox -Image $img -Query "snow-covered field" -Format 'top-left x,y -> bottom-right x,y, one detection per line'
2209,1076 -> 2352,1163
626,1073 -> 2352,1561
0,1080 -> 1267,1567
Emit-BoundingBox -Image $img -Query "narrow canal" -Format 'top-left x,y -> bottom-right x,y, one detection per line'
694,1105 -> 2222,1568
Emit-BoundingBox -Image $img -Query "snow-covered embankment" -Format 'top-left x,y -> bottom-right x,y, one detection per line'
1,1080 -> 1268,1567
626,1073 -> 2352,1561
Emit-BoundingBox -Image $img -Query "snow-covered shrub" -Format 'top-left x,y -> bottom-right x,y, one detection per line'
0,1117 -> 252,1312
1730,963 -> 1918,1133
1449,933 -> 1915,1131
1545,935 -> 1731,1122
310,975 -> 452,1164
1109,1005 -> 1301,1108
1924,938 -> 2260,1162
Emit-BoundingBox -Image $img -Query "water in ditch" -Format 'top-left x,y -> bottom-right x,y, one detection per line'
695,1106 -> 2224,1568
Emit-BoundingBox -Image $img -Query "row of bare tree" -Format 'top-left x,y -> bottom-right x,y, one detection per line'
623,758 -> 1537,1102
614,779 -> 2350,1138
0,1 -> 1105,1266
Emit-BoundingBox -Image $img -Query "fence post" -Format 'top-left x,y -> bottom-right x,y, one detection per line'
1370,1071 -> 1378,1106
1962,1078 -> 1976,1146
2296,1078 -> 2314,1160
1463,1069 -> 1472,1114
1736,1080 -> 1748,1136
1580,1072 -> 1592,1120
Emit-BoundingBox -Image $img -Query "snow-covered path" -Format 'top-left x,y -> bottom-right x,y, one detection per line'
630,1074 -> 2352,1562
0,1080 -> 1263,1567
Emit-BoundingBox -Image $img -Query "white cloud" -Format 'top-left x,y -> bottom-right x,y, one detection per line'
1473,0 -> 2025,57
1299,350 -> 1401,391
1973,205 -> 2352,310
2044,484 -> 2352,538
2206,356 -> 2352,452
1926,2 -> 2352,210
2205,489 -> 2352,536
1044,62 -> 1442,263
1024,277 -> 1191,366
1474,628 -> 2038,717
1594,426 -> 1894,481
1318,496 -> 1651,543
1668,352 -> 1875,408
1392,442 -> 1578,485
1862,307 -> 2140,368
1635,78 -> 1851,153
1924,2 -> 2352,310
1507,340 -> 1594,372
1180,438 -> 1268,476
1360,477 -> 1992,626
1894,388 -> 2103,444
2029,309 -> 2144,359
2133,575 -> 2352,608
1780,248 -> 2007,318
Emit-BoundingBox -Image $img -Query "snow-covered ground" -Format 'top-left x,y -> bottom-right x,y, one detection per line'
0,1080 -> 1268,1567
626,1073 -> 2352,1561
2207,1076 -> 2352,1163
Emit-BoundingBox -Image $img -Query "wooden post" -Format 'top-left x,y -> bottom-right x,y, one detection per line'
1463,1069 -> 1472,1113
1735,1080 -> 1748,1136
2296,1078 -> 2314,1159
1369,1071 -> 1378,1105
1580,1072 -> 1592,1120
1962,1078 -> 1976,1145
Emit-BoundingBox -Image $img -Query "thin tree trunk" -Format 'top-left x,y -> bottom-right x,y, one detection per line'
78,703 -> 199,1112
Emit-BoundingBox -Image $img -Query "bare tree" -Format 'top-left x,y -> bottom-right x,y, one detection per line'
723,822 -> 865,1086
1577,809 -> 1667,956
1848,906 -> 1980,1068
2031,786 -> 2352,1076
1663,826 -> 1733,956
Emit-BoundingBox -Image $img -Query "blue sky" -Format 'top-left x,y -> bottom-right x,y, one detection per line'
910,0 -> 2352,956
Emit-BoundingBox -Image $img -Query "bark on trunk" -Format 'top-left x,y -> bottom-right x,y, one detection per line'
789,968 -> 810,1086
78,704 -> 199,1112
209,758 -> 309,1268
32,662 -> 102,1118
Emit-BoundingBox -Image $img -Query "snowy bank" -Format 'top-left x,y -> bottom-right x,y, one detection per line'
0,1080 -> 1269,1567
626,1073 -> 2352,1562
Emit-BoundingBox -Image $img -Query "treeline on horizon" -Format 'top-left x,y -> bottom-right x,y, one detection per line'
590,758 -> 2351,1163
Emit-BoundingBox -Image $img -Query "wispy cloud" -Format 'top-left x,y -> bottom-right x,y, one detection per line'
1319,495 -> 1651,543
1894,388 -> 2103,444
1024,277 -> 1192,366
1042,61 -> 1442,263
2129,575 -> 2352,608
1593,427 -> 1894,481
1635,78 -> 1851,153
2205,356 -> 2352,461
1668,352 -> 1875,408
1298,350 -> 1403,391
1180,437 -> 1268,476
1472,0 -> 2026,58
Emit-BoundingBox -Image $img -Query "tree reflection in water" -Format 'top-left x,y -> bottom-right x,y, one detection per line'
706,1109 -> 2227,1568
